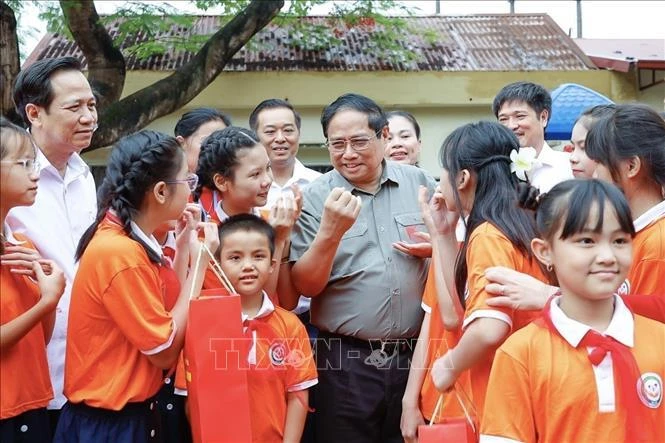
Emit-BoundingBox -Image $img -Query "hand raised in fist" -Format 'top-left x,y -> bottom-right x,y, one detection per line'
319,187 -> 362,241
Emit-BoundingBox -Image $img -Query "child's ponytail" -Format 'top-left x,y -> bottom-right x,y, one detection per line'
76,131 -> 184,262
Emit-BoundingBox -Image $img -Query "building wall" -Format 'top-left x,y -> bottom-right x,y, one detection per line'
82,69 -> 637,178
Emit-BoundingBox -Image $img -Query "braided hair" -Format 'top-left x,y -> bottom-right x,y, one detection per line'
193,126 -> 261,202
75,130 -> 184,263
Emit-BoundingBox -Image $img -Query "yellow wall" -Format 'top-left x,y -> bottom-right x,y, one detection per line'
83,69 -> 645,177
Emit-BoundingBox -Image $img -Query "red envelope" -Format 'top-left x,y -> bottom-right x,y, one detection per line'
184,290 -> 252,443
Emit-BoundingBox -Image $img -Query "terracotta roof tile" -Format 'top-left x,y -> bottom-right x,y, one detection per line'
25,14 -> 594,71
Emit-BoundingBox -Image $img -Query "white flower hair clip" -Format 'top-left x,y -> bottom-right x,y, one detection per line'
510,147 -> 541,182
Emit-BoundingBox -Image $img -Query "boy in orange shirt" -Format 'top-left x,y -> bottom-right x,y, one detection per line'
481,179 -> 664,442
181,214 -> 317,442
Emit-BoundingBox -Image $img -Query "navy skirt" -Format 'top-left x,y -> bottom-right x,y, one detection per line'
53,398 -> 161,443
0,407 -> 51,443
157,374 -> 192,443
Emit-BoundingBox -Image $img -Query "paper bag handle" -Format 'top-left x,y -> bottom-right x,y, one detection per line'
187,241 -> 237,300
428,385 -> 477,435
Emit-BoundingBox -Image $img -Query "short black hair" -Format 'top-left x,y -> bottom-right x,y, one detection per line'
321,93 -> 387,139
13,56 -> 83,127
174,108 -> 232,138
492,81 -> 552,122
249,99 -> 301,131
218,214 -> 276,257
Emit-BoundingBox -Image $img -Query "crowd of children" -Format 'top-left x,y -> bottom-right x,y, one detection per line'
2,65 -> 664,443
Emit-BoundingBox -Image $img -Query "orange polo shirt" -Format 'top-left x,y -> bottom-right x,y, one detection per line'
177,294 -> 317,441
481,296 -> 665,443
64,217 -> 176,410
1,233 -> 53,419
626,216 -> 665,296
419,264 -> 470,422
462,222 -> 546,420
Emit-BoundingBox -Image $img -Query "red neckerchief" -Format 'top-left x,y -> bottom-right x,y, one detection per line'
160,245 -> 180,311
198,187 -> 221,224
535,296 -> 652,442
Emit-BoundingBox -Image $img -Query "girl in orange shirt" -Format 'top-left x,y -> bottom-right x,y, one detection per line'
481,179 -> 664,443
194,126 -> 299,296
0,117 -> 65,442
586,104 -> 665,296
422,121 -> 550,423
54,130 -> 218,443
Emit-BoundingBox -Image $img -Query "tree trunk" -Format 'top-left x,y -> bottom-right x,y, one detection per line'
0,1 -> 22,125
88,0 -> 284,151
60,0 -> 126,110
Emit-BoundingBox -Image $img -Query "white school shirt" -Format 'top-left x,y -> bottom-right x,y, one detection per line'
530,142 -> 574,193
259,159 -> 321,315
6,148 -> 97,409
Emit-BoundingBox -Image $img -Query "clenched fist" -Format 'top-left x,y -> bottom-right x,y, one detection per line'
319,187 -> 362,241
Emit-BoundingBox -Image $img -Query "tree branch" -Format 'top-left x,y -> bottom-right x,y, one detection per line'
60,0 -> 125,110
89,0 -> 284,151
1,0 -> 22,124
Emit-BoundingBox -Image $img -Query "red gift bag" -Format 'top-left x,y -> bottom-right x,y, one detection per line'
184,244 -> 252,443
418,386 -> 478,443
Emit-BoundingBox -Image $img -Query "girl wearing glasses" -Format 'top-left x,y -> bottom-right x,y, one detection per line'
1,117 -> 66,443
54,131 -> 219,443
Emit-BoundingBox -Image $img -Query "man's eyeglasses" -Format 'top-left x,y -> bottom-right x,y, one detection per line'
0,158 -> 40,173
166,173 -> 199,192
325,132 -> 380,153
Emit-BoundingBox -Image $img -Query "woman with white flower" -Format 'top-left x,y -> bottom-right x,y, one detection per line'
410,121 -> 551,431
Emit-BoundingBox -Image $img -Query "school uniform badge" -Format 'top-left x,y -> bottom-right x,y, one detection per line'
269,342 -> 287,366
617,279 -> 630,297
637,372 -> 663,409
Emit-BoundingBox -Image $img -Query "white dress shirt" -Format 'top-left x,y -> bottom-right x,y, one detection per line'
6,148 -> 97,409
530,142 -> 574,193
260,159 -> 321,315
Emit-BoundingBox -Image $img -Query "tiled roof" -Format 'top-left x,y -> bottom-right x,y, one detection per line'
26,14 -> 595,72
575,38 -> 665,72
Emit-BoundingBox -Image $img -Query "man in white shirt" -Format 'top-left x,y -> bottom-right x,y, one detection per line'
8,56 -> 98,431
493,81 -> 573,192
249,99 -> 321,318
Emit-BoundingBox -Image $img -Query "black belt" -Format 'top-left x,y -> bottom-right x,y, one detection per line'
317,331 -> 418,355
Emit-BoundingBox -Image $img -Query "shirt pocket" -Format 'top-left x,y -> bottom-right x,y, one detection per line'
332,222 -> 369,277
341,221 -> 368,240
394,212 -> 426,243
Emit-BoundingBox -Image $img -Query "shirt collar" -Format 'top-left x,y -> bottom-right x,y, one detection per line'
213,192 -> 259,222
549,294 -> 634,348
2,223 -> 24,245
633,200 -> 665,232
162,231 -> 177,250
129,221 -> 163,259
536,142 -> 562,167
241,291 -> 275,321
35,145 -> 90,179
